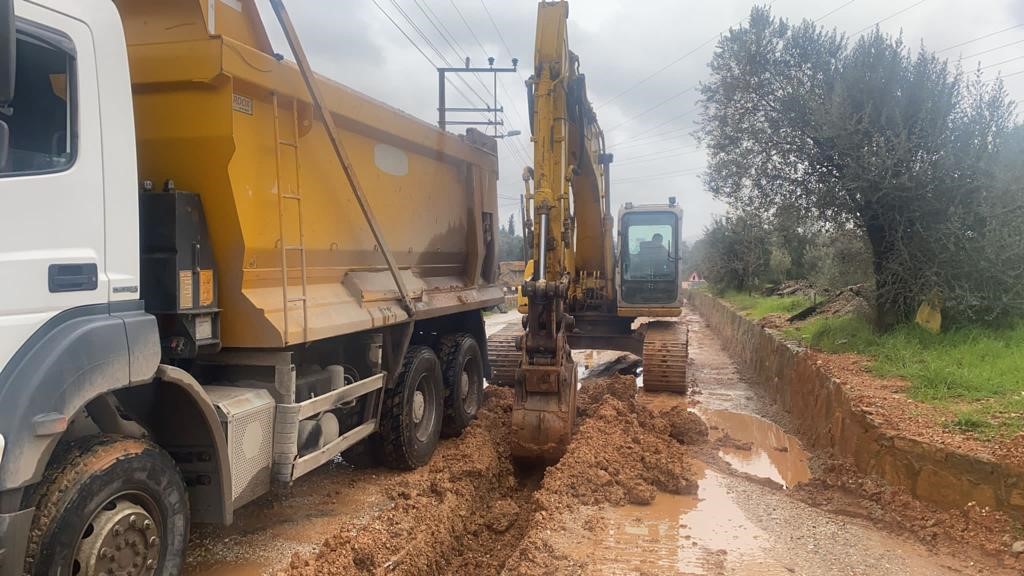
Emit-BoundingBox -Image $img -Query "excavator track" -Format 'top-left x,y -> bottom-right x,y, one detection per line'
487,323 -> 523,387
641,321 -> 689,393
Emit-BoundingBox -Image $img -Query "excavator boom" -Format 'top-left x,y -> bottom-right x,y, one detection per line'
505,1 -> 688,462
509,1 -> 586,461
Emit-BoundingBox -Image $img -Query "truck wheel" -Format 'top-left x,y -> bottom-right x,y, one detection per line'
380,346 -> 443,469
24,435 -> 188,576
340,442 -> 379,469
439,333 -> 484,437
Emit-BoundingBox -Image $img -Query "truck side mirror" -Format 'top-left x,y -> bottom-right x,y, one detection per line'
0,0 -> 12,106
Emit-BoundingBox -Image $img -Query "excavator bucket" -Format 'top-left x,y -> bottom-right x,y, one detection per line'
510,351 -> 577,462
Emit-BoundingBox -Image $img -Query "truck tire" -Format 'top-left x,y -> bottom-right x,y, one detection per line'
379,346 -> 444,469
24,435 -> 188,576
438,333 -> 484,437
340,442 -> 379,469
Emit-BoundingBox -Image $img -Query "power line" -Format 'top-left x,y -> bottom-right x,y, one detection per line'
814,0 -> 857,23
614,147 -> 704,167
501,134 -> 529,169
853,0 -> 930,36
450,0 -> 532,162
371,0 -> 489,121
417,0 -> 470,60
449,0 -> 490,60
937,24 -> 1024,54
413,2 -> 528,160
615,128 -> 696,151
595,28 -> 725,111
980,53 -> 1024,72
604,85 -> 698,134
496,77 -> 533,162
618,142 -> 702,161
469,0 -> 533,161
372,0 -> 439,69
961,38 -> 1024,60
478,0 -> 516,68
415,1 -> 530,163
594,0 -> 793,111
610,106 -> 700,147
615,164 -> 704,177
412,0 -> 496,105
613,169 -> 703,185
388,0 -> 491,107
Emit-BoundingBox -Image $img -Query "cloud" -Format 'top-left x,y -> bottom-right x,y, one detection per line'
256,0 -> 1024,238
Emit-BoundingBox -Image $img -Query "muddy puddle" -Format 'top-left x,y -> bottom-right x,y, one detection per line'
582,466 -> 786,575
588,313 -> 818,575
700,409 -> 810,488
585,385 -> 812,575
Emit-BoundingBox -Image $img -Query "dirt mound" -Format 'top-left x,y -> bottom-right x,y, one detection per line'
576,373 -> 639,417
542,397 -> 696,508
279,388 -> 527,576
662,405 -> 709,445
500,376 -> 699,574
278,373 -> 701,576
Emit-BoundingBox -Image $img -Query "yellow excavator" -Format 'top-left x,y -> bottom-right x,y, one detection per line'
488,1 -> 688,462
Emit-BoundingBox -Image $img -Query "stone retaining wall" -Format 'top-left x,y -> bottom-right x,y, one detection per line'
686,289 -> 1024,518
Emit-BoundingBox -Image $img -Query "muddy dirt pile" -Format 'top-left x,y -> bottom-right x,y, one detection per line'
576,372 -> 639,416
543,395 -> 696,508
662,404 -> 709,445
279,387 -> 526,576
500,375 -> 701,575
277,374 -> 702,576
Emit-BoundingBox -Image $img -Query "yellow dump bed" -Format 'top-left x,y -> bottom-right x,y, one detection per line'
114,0 -> 502,347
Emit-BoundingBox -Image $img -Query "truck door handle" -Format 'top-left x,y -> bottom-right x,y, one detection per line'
48,263 -> 98,293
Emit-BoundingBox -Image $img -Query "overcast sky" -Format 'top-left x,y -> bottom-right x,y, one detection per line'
256,0 -> 1024,242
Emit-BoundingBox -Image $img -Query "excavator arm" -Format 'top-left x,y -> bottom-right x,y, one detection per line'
501,0 -> 688,461
511,1 -> 612,461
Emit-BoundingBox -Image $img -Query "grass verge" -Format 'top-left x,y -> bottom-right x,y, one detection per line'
786,315 -> 1024,437
721,291 -> 812,320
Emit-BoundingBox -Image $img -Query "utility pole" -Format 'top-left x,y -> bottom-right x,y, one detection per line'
438,57 -> 518,134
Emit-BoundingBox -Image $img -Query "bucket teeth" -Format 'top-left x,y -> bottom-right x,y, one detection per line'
641,321 -> 689,393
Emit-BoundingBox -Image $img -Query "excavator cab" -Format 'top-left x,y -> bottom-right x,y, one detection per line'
617,200 -> 685,311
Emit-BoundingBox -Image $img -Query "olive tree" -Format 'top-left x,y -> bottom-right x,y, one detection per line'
698,6 -> 1019,328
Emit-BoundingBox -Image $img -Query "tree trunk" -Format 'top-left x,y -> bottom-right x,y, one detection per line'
863,211 -> 915,331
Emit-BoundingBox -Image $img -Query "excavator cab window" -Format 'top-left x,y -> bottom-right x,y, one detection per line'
620,211 -> 679,305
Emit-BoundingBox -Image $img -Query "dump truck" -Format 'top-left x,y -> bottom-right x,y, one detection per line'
0,1 -> 503,574
488,1 -> 688,462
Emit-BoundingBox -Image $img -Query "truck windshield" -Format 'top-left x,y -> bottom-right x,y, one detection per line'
0,31 -> 75,176
621,211 -> 679,305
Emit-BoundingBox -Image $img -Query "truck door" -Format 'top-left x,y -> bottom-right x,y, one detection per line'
0,2 -> 104,370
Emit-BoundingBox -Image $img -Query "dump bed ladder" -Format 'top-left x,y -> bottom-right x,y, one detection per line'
273,92 -> 309,344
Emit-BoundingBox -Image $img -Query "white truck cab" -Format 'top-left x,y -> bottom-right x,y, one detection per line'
0,2 -> 169,574
0,1 -> 500,575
